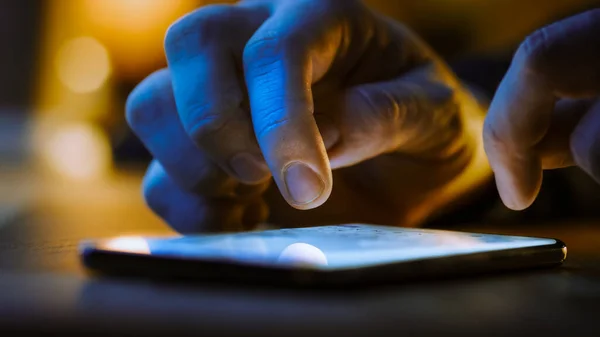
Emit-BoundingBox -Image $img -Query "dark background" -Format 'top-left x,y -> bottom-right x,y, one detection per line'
0,0 -> 42,108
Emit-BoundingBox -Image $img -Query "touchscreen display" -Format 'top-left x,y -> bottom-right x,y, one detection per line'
89,224 -> 558,270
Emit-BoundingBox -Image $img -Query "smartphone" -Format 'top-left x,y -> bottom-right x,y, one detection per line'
80,224 -> 567,287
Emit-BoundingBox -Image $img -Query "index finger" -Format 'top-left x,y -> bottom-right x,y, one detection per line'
242,1 -> 346,209
483,9 -> 600,210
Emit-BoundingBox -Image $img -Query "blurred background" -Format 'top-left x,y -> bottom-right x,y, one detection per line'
1,0 -> 600,254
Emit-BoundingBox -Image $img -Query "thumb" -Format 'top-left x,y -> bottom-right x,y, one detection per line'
328,65 -> 463,169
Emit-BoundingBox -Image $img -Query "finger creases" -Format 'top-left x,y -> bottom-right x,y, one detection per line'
126,69 -> 236,197
253,101 -> 333,210
164,3 -> 272,185
242,9 -> 340,210
329,64 -> 464,169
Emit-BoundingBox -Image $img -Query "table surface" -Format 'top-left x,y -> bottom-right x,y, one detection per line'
1,169 -> 599,337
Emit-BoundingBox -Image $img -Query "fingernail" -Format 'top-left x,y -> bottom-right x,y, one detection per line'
229,153 -> 270,183
283,162 -> 324,205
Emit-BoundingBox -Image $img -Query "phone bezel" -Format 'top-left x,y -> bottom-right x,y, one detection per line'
80,229 -> 567,288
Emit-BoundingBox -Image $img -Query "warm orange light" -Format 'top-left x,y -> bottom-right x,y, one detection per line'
81,0 -> 201,79
40,123 -> 112,181
55,37 -> 111,94
83,0 -> 184,33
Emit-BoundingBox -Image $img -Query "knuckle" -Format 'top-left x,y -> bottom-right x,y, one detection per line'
243,31 -> 303,67
353,86 -> 404,135
373,91 -> 403,128
184,101 -> 240,143
516,26 -> 553,76
125,70 -> 170,132
186,108 -> 228,141
517,10 -> 600,93
482,118 -> 505,148
164,4 -> 234,59
243,34 -> 281,65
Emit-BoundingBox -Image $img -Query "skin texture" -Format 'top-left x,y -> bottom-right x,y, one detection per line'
126,0 -> 490,234
484,9 -> 600,210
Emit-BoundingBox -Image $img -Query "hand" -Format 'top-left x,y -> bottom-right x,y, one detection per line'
127,0 -> 490,233
484,9 -> 600,210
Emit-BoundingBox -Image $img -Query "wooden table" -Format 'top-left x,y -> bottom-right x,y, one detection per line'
0,170 -> 598,337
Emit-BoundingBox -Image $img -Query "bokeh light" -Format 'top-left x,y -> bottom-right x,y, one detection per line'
40,123 -> 112,180
81,0 -> 202,80
83,0 -> 184,33
55,37 -> 111,94
103,236 -> 151,255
